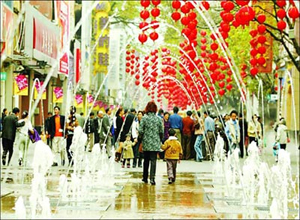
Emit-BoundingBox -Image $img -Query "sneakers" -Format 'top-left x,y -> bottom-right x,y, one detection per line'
127,164 -> 130,168
142,178 -> 148,184
168,178 -> 173,184
121,164 -> 125,168
2,158 -> 6,166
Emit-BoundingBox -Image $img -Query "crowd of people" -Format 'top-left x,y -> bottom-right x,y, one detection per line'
0,102 -> 290,185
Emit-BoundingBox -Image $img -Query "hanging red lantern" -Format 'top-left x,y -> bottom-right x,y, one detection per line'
249,29 -> 258,37
250,48 -> 258,57
138,33 -> 148,44
201,1 -> 210,10
210,42 -> 218,51
257,24 -> 266,34
250,58 -> 257,66
141,0 -> 151,8
126,68 -> 130,73
172,0 -> 181,10
151,20 -> 159,29
276,0 -> 286,8
277,20 -> 286,31
151,8 -> 160,17
219,81 -> 225,88
181,16 -> 190,26
236,0 -> 250,6
258,46 -> 266,54
223,12 -> 234,23
172,11 -> 181,21
188,20 -> 197,30
188,12 -> 197,20
257,14 -> 266,24
226,77 -> 232,83
218,89 -> 225,96
200,30 -> 206,36
250,67 -> 258,76
140,10 -> 150,20
220,22 -> 230,32
150,32 -> 159,41
226,84 -> 233,91
223,1 -> 235,12
258,35 -> 267,44
181,4 -> 190,14
257,56 -> 266,65
139,21 -> 149,31
135,80 -> 140,86
277,8 -> 286,19
288,6 -> 300,21
152,0 -> 161,6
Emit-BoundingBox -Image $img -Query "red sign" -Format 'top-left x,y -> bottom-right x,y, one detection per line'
57,1 -> 69,75
75,48 -> 81,83
33,18 -> 58,59
1,4 -> 14,55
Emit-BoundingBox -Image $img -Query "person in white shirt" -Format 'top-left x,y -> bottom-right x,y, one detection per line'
70,118 -> 87,166
15,111 -> 33,166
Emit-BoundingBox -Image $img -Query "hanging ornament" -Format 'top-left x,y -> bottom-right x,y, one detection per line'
277,20 -> 286,31
288,6 -> 300,22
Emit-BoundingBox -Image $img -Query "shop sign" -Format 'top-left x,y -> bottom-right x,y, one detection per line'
57,1 -> 69,75
34,81 -> 46,100
53,87 -> 63,103
14,74 -> 28,96
75,94 -> 83,108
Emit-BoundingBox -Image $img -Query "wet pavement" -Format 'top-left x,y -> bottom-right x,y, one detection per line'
1,131 -> 299,219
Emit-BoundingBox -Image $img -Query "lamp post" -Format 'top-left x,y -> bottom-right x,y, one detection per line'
277,67 -> 285,121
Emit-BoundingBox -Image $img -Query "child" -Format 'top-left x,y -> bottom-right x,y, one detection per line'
161,128 -> 183,184
122,133 -> 134,168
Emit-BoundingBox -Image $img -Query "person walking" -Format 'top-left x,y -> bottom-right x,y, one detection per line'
204,111 -> 215,161
122,133 -> 134,168
132,110 -> 144,168
238,113 -> 248,158
2,107 -> 25,166
102,108 -> 113,158
84,112 -> 95,152
247,114 -> 261,147
276,118 -> 288,150
15,111 -> 33,166
114,107 -> 125,162
44,112 -> 53,147
139,101 -> 164,185
225,110 -> 240,155
49,106 -> 65,166
161,128 -> 183,184
94,110 -> 104,145
193,111 -> 205,162
182,110 -> 194,160
169,106 -> 182,144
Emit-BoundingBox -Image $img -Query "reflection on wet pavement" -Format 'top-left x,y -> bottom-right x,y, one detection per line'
1,159 -> 299,219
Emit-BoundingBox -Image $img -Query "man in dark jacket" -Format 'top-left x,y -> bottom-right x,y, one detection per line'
2,107 -> 25,165
120,108 -> 136,142
84,112 -> 95,152
44,111 -> 53,147
48,106 -> 65,166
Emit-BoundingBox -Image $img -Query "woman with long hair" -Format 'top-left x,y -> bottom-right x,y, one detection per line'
139,101 -> 163,185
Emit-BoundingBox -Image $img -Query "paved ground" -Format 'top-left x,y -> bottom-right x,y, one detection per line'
1,130 -> 299,219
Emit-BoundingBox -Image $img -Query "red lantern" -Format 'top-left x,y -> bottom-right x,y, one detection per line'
249,29 -> 258,37
181,16 -> 190,26
250,58 -> 257,66
223,12 -> 234,23
219,81 -> 225,88
152,0 -> 161,6
257,24 -> 266,34
223,1 -> 235,12
138,33 -> 148,44
258,46 -> 266,54
288,6 -> 300,21
218,89 -> 225,96
226,84 -> 233,91
151,8 -> 160,17
210,42 -> 218,51
141,0 -> 151,8
220,22 -> 230,32
257,56 -> 266,65
250,67 -> 258,76
200,38 -> 206,44
172,11 -> 181,21
151,20 -> 159,29
188,12 -> 197,20
181,4 -> 190,14
258,35 -> 267,44
188,20 -> 197,30
277,8 -> 286,19
201,1 -> 210,10
200,30 -> 206,36
276,0 -> 286,8
150,32 -> 159,41
236,0 -> 250,6
135,80 -> 140,86
140,10 -> 150,20
250,48 -> 258,57
139,21 -> 149,31
172,0 -> 181,10
277,20 -> 286,31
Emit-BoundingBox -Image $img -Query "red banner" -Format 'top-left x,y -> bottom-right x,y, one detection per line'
75,48 -> 81,83
33,18 -> 58,59
1,4 -> 14,55
57,1 -> 69,75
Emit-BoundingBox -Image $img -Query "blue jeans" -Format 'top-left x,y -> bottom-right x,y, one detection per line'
194,135 -> 204,161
